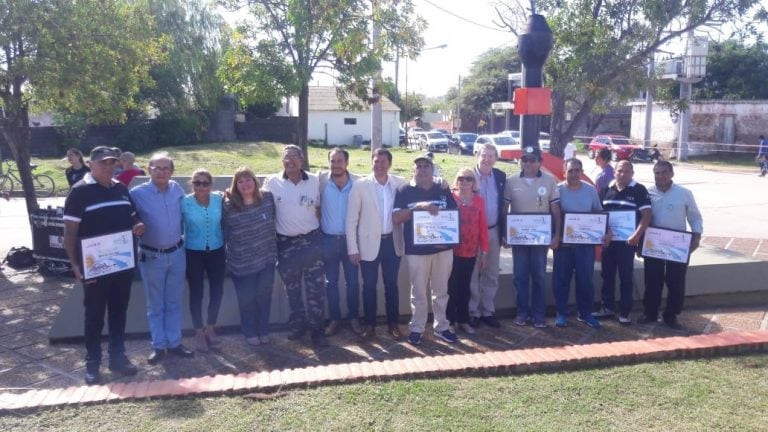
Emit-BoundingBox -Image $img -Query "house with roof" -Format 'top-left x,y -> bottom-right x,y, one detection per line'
278,86 -> 401,147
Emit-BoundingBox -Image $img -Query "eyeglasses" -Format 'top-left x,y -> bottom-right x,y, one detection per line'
192,181 -> 211,187
150,166 -> 172,172
457,176 -> 474,182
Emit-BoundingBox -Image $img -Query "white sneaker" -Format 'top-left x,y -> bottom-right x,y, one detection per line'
593,307 -> 615,319
618,314 -> 632,325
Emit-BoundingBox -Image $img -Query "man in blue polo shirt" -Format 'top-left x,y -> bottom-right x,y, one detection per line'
319,148 -> 361,336
393,154 -> 458,345
63,146 -> 146,384
131,152 -> 194,364
594,160 -> 651,325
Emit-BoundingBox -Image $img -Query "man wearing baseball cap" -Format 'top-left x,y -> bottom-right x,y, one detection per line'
63,146 -> 146,384
504,146 -> 562,328
393,153 -> 458,345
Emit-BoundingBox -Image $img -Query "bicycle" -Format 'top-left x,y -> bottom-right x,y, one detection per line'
0,159 -> 56,198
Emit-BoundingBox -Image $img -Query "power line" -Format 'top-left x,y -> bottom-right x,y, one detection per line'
421,0 -> 511,33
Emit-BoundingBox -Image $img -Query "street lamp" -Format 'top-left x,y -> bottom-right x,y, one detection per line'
399,43 -> 447,145
676,34 -> 708,161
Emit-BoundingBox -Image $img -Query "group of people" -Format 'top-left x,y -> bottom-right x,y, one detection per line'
62,142 -> 702,386
65,148 -> 145,188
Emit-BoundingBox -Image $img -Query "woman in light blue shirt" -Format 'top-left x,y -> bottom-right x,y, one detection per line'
181,168 -> 225,352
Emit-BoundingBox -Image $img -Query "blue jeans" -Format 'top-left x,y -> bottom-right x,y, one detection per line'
139,247 -> 186,350
322,234 -> 359,321
232,266 -> 276,338
360,236 -> 401,326
553,245 -> 596,318
512,245 -> 548,321
600,241 -> 636,315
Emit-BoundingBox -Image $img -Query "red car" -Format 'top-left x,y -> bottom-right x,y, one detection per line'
587,134 -> 642,161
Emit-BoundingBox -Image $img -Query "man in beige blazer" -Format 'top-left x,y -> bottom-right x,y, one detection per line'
346,148 -> 406,339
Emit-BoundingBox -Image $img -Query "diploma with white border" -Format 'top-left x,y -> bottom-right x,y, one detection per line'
640,226 -> 693,264
81,230 -> 135,280
506,214 -> 552,245
412,210 -> 460,246
563,212 -> 608,245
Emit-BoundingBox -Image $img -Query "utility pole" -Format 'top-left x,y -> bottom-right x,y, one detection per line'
456,75 -> 461,132
370,0 -> 382,151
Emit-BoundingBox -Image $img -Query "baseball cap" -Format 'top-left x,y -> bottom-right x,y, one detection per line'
414,153 -> 434,166
90,146 -> 121,162
521,146 -> 542,161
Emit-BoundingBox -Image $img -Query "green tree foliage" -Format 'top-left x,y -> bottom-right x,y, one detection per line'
495,0 -> 765,156
217,0 -> 424,166
1,0 -> 165,214
694,39 -> 768,99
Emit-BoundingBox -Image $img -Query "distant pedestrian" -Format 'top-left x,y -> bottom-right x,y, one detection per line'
594,148 -> 614,198
116,152 -> 145,186
563,141 -> 577,160
65,148 -> 90,187
182,169 -> 225,352
758,135 -> 768,177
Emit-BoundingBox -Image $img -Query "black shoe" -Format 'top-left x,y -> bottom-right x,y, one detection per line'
288,327 -> 307,341
84,367 -> 101,385
108,357 -> 138,376
482,316 -> 501,328
468,316 -> 481,328
311,331 -> 330,348
168,344 -> 195,358
663,317 -> 683,330
147,349 -> 166,365
636,315 -> 659,325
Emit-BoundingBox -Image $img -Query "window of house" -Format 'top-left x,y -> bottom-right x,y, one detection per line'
344,118 -> 357,125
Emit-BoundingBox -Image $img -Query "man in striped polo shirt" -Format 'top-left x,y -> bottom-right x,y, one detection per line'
594,160 -> 651,324
64,146 -> 146,385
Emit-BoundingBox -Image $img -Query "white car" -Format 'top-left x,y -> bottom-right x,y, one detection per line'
473,134 -> 520,159
419,132 -> 449,152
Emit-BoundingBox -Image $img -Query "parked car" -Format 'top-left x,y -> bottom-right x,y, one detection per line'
473,134 -> 520,160
499,130 -> 521,145
407,127 -> 424,142
447,133 -> 478,155
539,132 -> 551,151
587,134 -> 642,161
399,128 -> 406,146
419,132 -> 449,152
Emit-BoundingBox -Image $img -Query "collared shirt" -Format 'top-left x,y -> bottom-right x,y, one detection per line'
264,170 -> 320,236
504,170 -> 560,214
394,182 -> 458,255
130,180 -> 185,249
602,180 -> 652,225
321,176 -> 353,235
474,166 -> 499,227
648,182 -> 703,233
182,192 -> 224,251
375,176 -> 395,235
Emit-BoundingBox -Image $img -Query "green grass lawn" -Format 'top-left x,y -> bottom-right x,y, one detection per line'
3,354 -> 766,431
29,143 -> 521,196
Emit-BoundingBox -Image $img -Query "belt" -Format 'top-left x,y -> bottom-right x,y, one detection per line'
381,233 -> 393,239
278,228 -> 320,240
141,239 -> 183,254
323,232 -> 346,240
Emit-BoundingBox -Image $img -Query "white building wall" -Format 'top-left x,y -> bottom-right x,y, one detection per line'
309,111 -> 400,147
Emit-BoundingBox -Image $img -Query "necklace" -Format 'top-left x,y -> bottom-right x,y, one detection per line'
459,194 -> 473,205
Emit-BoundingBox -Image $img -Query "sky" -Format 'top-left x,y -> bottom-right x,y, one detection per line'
389,0 -> 517,98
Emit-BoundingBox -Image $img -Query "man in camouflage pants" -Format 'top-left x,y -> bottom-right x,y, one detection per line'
264,145 -> 328,347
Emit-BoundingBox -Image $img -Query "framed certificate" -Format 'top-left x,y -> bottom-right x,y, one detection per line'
412,210 -> 460,246
506,214 -> 552,245
640,226 -> 693,264
607,210 -> 636,241
81,230 -> 135,280
563,212 -> 608,245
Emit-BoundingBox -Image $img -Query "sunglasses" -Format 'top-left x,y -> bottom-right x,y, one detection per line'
457,176 -> 474,182
192,181 -> 211,187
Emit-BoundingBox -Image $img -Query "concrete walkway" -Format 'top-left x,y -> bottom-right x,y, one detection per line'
0,261 -> 766,411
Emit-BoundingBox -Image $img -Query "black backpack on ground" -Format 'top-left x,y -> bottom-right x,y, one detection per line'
2,246 -> 36,269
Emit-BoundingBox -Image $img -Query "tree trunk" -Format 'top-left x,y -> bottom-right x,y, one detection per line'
298,83 -> 310,169
1,103 -> 40,216
550,90 -> 567,157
